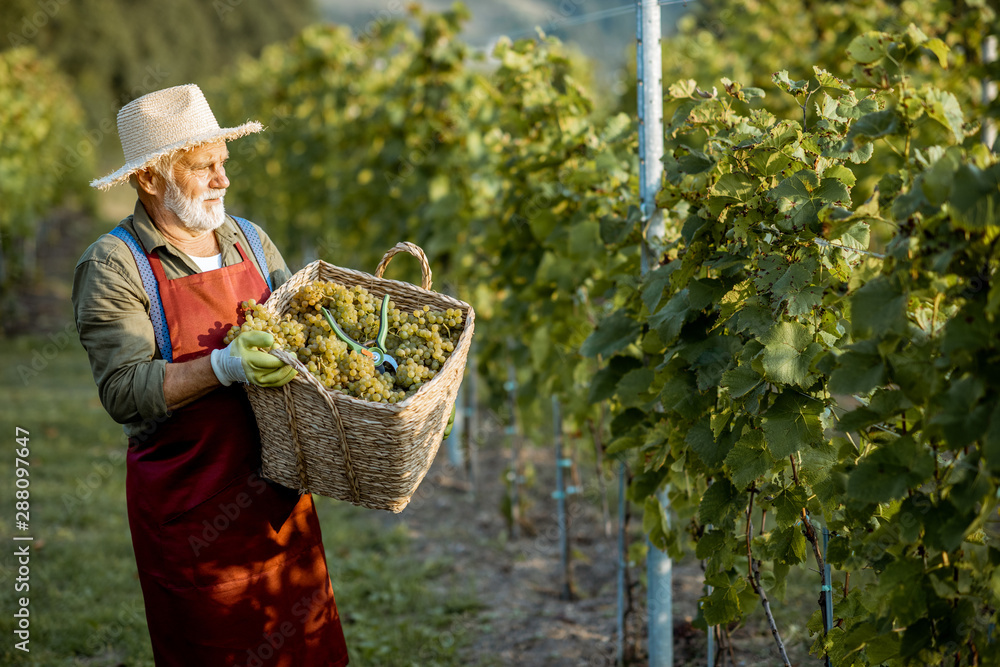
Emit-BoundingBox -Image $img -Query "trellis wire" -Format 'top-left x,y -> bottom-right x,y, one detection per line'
503,0 -> 699,41
790,388 -> 904,441
813,237 -> 886,259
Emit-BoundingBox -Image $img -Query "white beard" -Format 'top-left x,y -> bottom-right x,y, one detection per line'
164,177 -> 227,232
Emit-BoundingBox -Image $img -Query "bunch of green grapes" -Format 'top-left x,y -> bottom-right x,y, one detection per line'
223,298 -> 307,350
224,281 -> 464,404
391,305 -> 462,391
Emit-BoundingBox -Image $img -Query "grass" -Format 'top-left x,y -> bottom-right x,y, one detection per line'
0,335 -> 476,666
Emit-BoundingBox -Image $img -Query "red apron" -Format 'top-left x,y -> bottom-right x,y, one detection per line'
126,242 -> 349,667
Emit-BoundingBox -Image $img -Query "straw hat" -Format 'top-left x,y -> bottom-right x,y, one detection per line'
90,84 -> 262,190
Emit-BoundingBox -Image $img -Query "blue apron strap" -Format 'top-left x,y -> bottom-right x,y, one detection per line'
231,216 -> 272,292
108,226 -> 174,363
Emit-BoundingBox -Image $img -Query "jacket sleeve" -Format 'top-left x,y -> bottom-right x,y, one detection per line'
72,239 -> 169,426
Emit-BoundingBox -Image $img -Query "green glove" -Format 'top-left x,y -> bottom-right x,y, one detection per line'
443,404 -> 456,439
210,330 -> 297,387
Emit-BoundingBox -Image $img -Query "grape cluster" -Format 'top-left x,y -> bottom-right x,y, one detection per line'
223,281 -> 464,403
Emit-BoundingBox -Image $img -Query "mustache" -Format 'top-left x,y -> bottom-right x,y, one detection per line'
201,189 -> 226,201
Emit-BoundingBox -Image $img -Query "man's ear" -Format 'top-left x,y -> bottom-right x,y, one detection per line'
134,168 -> 162,196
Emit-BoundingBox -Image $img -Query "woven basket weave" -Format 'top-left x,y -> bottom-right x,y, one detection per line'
245,242 -> 475,513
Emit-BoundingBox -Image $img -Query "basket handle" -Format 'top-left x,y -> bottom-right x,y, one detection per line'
374,242 -> 432,291
270,347 -> 309,376
268,348 -> 362,503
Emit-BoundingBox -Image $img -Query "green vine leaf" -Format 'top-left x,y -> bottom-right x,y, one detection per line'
847,436 -> 934,504
711,172 -> 756,204
649,290 -> 693,343
758,321 -> 822,387
829,340 -> 885,394
928,375 -> 990,449
772,485 -> 809,527
761,391 -> 825,458
702,581 -> 744,626
589,355 -> 643,403
616,367 -> 658,408
600,205 -> 640,245
846,31 -> 892,64
761,340 -> 824,388
844,108 -> 900,146
948,163 -> 1000,230
772,70 -> 810,98
849,277 -> 908,338
725,429 -> 774,490
642,262 -> 679,313
755,525 -> 807,565
687,418 -> 730,468
922,38 -> 950,68
812,67 -> 852,95
580,310 -> 641,358
922,88 -> 965,143
698,479 -> 745,528
721,364 -> 764,398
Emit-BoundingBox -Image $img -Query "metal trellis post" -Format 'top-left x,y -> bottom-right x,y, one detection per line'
823,526 -> 834,667
638,0 -> 665,275
505,353 -> 521,539
647,489 -> 673,666
464,347 -> 478,499
706,521 -> 716,666
637,0 -> 671,664
552,396 -> 573,600
984,35 -> 998,150
706,585 -> 715,666
446,375 -> 465,469
616,461 -> 627,666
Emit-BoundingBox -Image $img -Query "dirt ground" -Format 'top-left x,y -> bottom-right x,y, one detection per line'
380,435 -> 816,667
381,440 -> 656,667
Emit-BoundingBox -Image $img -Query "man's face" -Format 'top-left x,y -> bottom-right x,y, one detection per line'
163,142 -> 230,233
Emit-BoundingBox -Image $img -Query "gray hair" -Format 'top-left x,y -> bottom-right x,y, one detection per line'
128,151 -> 179,190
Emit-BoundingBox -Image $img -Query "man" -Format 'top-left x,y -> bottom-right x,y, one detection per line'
73,84 -> 349,666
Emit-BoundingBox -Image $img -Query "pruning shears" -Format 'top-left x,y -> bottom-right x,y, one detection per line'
321,293 -> 399,374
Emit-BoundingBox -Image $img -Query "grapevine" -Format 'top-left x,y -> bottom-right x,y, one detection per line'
223,281 -> 464,403
210,5 -> 1000,664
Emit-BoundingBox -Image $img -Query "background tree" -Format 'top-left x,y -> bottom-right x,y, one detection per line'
0,46 -> 91,292
1,0 -> 316,153
214,5 -> 634,431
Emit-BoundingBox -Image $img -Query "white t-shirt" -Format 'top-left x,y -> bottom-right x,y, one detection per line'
188,253 -> 223,272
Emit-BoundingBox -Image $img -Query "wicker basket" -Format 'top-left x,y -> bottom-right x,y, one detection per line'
245,242 -> 475,513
